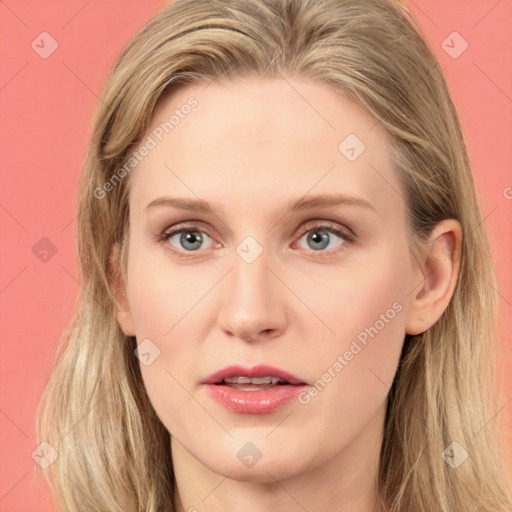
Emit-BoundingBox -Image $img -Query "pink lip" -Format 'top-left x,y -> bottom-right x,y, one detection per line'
202,364 -> 307,386
202,364 -> 308,415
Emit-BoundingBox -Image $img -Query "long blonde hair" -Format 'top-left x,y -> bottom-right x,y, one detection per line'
36,0 -> 512,510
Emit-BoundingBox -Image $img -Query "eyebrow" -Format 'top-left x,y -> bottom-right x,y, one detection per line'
144,193 -> 375,214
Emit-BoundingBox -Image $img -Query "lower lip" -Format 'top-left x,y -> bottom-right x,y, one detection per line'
204,384 -> 307,414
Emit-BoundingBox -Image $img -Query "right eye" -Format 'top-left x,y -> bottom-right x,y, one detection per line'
158,225 -> 216,257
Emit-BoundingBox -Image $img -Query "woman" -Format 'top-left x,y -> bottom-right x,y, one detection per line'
36,0 -> 512,510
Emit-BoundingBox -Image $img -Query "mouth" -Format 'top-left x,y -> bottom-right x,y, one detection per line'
202,365 -> 309,414
213,376 -> 293,391
202,364 -> 308,387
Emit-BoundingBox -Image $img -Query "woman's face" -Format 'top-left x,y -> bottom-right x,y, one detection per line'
115,77 -> 421,484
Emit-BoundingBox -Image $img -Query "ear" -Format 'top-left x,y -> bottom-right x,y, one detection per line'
109,243 -> 136,336
405,219 -> 462,335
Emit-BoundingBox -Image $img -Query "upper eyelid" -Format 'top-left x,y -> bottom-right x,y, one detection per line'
162,220 -> 349,236
296,221 -> 352,236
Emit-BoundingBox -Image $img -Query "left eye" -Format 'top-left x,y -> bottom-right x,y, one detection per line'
295,226 -> 349,252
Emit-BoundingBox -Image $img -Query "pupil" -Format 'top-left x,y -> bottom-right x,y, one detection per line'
308,230 -> 329,250
182,231 -> 202,250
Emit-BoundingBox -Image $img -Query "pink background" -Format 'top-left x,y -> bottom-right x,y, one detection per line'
0,1 -> 511,510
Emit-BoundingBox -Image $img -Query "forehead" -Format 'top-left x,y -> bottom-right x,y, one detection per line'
128,77 -> 403,220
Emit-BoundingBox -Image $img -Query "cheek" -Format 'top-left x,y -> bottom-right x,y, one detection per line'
301,248 -> 409,433
125,239 -> 212,338
124,244 -> 218,421
302,241 -> 409,345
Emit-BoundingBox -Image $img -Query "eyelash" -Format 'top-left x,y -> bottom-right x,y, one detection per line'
157,221 -> 356,259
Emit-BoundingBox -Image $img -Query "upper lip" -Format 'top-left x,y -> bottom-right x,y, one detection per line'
202,364 -> 308,385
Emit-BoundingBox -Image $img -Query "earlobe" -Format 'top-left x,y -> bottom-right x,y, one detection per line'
109,243 -> 136,336
405,219 -> 462,336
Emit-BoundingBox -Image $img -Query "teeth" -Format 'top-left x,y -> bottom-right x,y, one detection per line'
222,376 -> 285,385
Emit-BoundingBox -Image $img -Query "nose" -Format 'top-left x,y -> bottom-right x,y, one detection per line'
217,245 -> 288,343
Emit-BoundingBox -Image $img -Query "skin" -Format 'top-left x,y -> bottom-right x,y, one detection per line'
111,76 -> 462,512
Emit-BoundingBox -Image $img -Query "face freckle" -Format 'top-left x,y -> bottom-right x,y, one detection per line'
117,76 -> 416,488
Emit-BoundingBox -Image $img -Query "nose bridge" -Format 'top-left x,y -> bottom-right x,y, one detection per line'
217,235 -> 286,341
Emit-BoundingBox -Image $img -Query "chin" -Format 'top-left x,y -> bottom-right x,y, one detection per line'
200,439 -> 313,483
